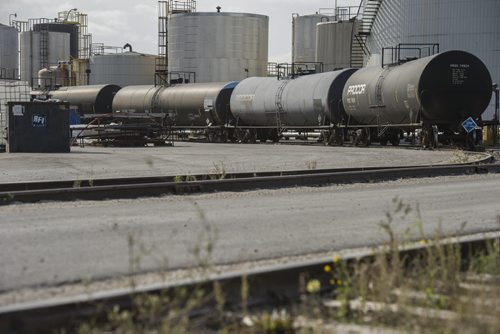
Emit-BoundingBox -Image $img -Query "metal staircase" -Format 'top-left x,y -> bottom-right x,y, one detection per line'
351,0 -> 383,68
39,26 -> 49,70
155,1 -> 197,86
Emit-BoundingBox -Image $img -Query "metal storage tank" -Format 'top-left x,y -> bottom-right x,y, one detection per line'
230,69 -> 357,127
20,31 -> 71,86
37,64 -> 70,87
292,13 -> 335,64
364,0 -> 500,119
48,84 -> 121,114
168,12 -> 268,83
0,23 -> 19,79
156,82 -> 239,126
112,85 -> 164,113
316,21 -> 356,71
33,23 -> 79,58
89,51 -> 156,87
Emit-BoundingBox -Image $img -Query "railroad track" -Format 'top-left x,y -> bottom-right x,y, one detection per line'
1,231 -> 498,332
0,157 -> 498,204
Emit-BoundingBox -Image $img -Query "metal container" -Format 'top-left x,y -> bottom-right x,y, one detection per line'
230,69 -> 357,127
316,21 -> 356,71
156,82 -> 239,126
37,64 -> 70,87
365,0 -> 500,119
292,14 -> 335,64
33,23 -> 79,58
342,51 -> 492,128
168,12 -> 268,83
89,51 -> 156,87
48,84 -> 121,114
20,31 -> 71,86
112,85 -> 164,113
0,24 -> 19,79
7,101 -> 70,153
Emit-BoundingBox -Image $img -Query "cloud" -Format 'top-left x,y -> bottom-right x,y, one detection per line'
1,0 -> 360,62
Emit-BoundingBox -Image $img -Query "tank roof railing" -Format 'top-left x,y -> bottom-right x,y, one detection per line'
382,43 -> 440,67
91,43 -> 124,56
167,0 -> 196,14
276,62 -> 324,80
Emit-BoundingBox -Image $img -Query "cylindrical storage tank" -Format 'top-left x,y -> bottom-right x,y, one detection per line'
37,65 -> 69,87
342,51 -> 492,128
168,12 -> 268,83
365,0 -> 500,119
316,20 -> 356,71
230,69 -> 357,127
112,85 -> 164,113
89,51 -> 156,87
0,23 -> 19,79
49,84 -> 122,114
20,31 -> 71,86
33,23 -> 79,58
292,14 -> 335,64
156,82 -> 239,126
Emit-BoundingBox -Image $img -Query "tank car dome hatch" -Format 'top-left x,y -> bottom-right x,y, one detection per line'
48,84 -> 122,114
342,50 -> 492,128
230,69 -> 357,127
167,12 -> 269,83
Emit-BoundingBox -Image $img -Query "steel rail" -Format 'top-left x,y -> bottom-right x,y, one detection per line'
0,152 -> 493,193
0,162 -> 499,205
1,230 -> 499,333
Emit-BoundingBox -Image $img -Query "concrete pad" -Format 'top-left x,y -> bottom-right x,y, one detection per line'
0,142 -> 481,182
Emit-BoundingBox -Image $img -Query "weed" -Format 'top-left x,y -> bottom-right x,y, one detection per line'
211,161 -> 227,179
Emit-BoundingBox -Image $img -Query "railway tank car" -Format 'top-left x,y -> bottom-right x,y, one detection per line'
112,82 -> 238,129
230,69 -> 357,142
342,50 -> 492,147
111,85 -> 164,114
47,84 -> 122,114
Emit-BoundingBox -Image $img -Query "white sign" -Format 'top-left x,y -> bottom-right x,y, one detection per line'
12,105 -> 25,116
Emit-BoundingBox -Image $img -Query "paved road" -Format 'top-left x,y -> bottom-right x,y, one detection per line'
1,174 -> 499,292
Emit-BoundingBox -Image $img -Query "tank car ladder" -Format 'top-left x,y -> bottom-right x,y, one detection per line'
274,80 -> 288,135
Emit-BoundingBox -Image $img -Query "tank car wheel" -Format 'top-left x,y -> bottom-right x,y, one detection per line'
390,133 -> 400,146
248,129 -> 257,144
269,129 -> 280,143
257,129 -> 268,143
328,128 -> 344,146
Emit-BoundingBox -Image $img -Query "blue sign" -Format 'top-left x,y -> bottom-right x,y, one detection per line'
462,117 -> 477,133
32,114 -> 47,128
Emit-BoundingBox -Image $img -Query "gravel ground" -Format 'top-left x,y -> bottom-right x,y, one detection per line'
1,173 -> 500,307
0,143 -> 489,182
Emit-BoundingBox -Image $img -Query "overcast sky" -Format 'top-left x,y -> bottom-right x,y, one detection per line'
1,0 -> 359,62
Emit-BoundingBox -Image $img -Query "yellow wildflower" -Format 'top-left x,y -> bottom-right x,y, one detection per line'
332,255 -> 341,264
306,279 -> 321,293
324,265 -> 332,273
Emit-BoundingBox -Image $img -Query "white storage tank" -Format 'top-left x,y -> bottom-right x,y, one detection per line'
292,13 -> 335,64
316,20 -> 357,71
89,51 -> 156,87
364,0 -> 500,119
0,24 -> 19,79
20,31 -> 71,87
168,12 -> 269,83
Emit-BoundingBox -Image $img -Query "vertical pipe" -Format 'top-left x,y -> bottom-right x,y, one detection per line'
495,85 -> 499,146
